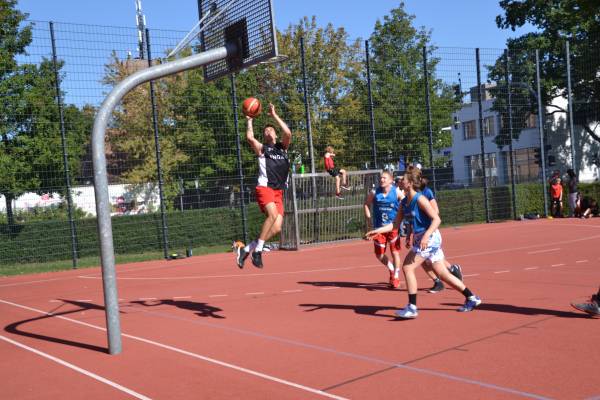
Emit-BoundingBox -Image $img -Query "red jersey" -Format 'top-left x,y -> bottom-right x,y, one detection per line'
550,183 -> 562,199
324,152 -> 335,170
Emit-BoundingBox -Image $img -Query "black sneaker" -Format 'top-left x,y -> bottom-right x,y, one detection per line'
428,280 -> 444,293
450,264 -> 463,281
236,246 -> 249,269
251,251 -> 264,268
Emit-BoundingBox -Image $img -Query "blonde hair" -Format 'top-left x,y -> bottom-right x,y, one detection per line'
325,146 -> 334,153
405,165 -> 423,190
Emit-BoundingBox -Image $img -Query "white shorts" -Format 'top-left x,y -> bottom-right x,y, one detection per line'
412,230 -> 445,263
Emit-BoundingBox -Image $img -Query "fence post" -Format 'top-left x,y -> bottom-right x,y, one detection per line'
50,21 -> 78,269
365,40 -> 378,169
475,48 -> 491,223
145,28 -> 170,259
300,36 -> 320,242
565,41 -> 577,172
422,46 -> 437,192
504,49 -> 517,220
535,49 -> 549,217
230,74 -> 248,244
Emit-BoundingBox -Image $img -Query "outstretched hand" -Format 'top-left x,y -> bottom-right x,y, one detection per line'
267,103 -> 276,117
363,230 -> 377,241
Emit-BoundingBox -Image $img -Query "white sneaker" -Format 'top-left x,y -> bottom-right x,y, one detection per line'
395,303 -> 418,319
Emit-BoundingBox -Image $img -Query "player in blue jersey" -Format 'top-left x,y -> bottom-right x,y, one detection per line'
419,176 -> 463,293
364,171 -> 404,288
366,166 -> 481,319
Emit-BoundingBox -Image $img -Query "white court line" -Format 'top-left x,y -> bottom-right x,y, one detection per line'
0,299 -> 348,400
172,296 -> 191,300
208,294 -> 228,298
321,287 -> 340,290
0,277 -> 76,288
527,248 -> 560,255
76,300 -> 92,302
575,260 -> 588,263
246,292 -> 264,296
524,267 -> 539,270
494,271 -> 510,274
49,300 -> 62,303
0,334 -> 151,400
550,264 -> 565,267
138,298 -> 157,301
282,290 -> 303,293
463,274 -> 480,277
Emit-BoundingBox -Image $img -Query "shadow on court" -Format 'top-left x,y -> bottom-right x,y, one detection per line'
298,281 -> 397,291
130,299 -> 225,319
440,302 -> 590,319
5,299 -> 112,353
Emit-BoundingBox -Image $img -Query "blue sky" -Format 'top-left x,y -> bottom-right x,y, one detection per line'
17,0 -> 535,49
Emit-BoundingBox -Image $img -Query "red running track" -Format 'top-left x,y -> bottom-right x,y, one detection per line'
1,218 -> 599,399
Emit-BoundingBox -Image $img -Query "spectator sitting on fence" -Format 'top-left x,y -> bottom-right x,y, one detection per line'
550,177 -> 563,217
324,146 -> 349,199
576,196 -> 599,219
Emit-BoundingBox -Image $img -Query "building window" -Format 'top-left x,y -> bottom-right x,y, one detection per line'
504,148 -> 540,183
465,153 -> 498,186
483,116 -> 495,136
463,120 -> 477,140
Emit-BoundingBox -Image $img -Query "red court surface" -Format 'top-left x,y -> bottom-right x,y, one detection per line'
1,218 -> 599,400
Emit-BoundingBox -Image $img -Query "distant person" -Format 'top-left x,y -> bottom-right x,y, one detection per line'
577,196 -> 599,219
324,146 -> 349,199
550,177 -> 563,217
566,169 -> 578,217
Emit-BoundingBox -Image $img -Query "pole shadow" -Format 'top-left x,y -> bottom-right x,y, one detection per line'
298,281 -> 398,292
5,299 -> 112,353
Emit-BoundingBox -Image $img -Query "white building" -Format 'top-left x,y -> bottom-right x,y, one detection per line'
450,84 -> 599,185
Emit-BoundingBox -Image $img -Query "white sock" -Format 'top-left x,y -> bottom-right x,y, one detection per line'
386,261 -> 395,272
394,267 -> 400,279
255,239 -> 265,252
244,240 -> 257,253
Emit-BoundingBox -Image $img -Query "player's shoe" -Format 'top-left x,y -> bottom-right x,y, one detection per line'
449,264 -> 463,281
428,280 -> 444,293
571,294 -> 600,316
251,251 -> 264,268
341,185 -> 350,191
392,277 -> 401,289
235,246 -> 249,269
395,304 -> 418,319
457,295 -> 482,312
335,193 -> 344,200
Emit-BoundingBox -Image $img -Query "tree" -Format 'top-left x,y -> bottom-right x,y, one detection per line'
495,0 -> 600,146
1,2 -> 91,228
356,3 -> 457,169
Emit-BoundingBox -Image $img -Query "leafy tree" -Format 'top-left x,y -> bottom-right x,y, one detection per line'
494,0 -> 600,148
1,1 -> 91,228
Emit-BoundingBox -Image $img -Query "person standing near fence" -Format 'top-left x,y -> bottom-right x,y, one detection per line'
324,146 -> 349,199
363,170 -> 404,289
566,169 -> 578,217
235,103 -> 292,269
365,166 -> 482,319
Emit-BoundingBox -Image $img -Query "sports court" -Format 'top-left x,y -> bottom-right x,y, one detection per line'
2,218 -> 598,399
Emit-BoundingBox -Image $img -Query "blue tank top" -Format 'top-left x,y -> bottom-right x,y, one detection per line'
372,186 -> 400,228
401,192 -> 432,233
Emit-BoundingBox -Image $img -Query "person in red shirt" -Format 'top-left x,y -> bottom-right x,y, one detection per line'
550,177 -> 563,217
324,146 -> 349,199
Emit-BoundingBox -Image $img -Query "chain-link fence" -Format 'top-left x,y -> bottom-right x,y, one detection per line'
1,19 -> 599,269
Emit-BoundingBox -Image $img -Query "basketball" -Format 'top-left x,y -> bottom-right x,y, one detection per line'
242,97 -> 261,118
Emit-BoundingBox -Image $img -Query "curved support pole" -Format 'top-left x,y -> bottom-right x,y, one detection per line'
91,44 -> 234,354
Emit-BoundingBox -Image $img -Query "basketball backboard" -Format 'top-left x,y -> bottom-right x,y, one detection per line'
199,0 -> 278,82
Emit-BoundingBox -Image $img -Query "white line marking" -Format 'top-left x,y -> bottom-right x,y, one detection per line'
246,292 -> 264,296
208,294 -> 228,298
321,287 -> 340,290
527,248 -> 560,255
138,298 -> 157,301
49,300 -> 62,303
550,263 -> 565,267
0,335 -> 152,400
494,271 -> 510,274
172,296 -> 192,300
575,260 -> 588,263
463,274 -> 480,277
0,299 -> 348,400
524,267 -> 539,270
0,277 -> 75,288
282,290 -> 303,293
76,300 -> 92,302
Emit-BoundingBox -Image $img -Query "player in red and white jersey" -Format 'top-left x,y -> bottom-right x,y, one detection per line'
236,103 -> 292,269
